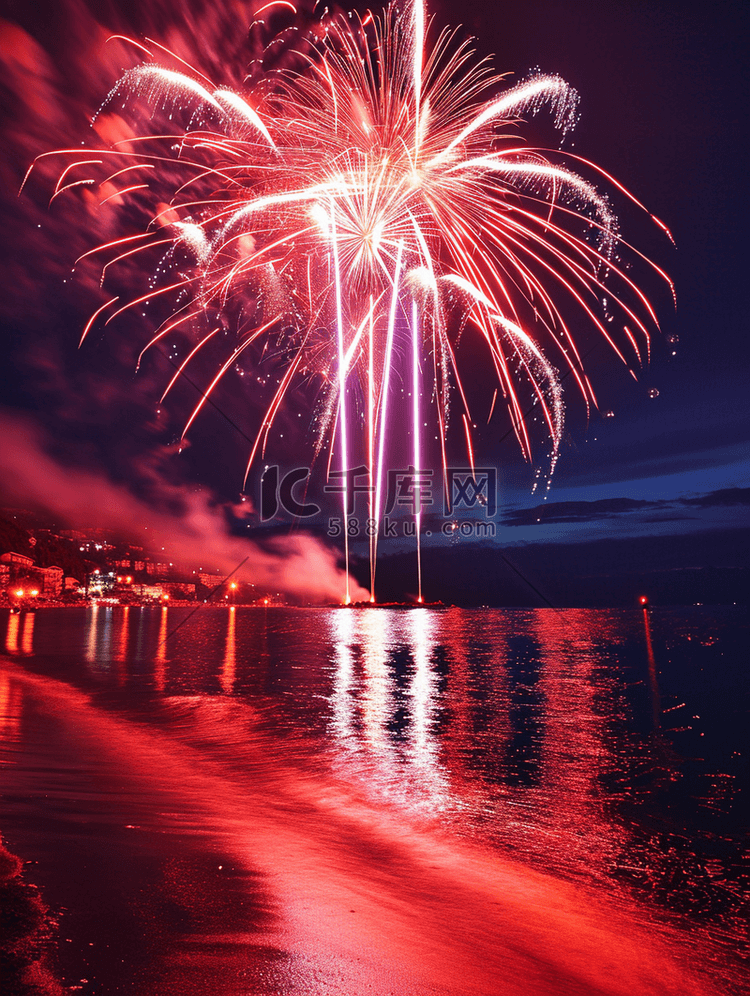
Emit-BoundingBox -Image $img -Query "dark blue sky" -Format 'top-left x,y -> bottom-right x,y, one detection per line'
430,0 -> 749,589
0,0 -> 747,603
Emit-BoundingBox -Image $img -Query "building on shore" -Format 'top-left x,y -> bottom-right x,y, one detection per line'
0,552 -> 64,598
38,566 -> 63,597
1,551 -> 35,571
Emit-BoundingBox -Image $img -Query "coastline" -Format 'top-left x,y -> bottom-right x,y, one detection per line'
0,833 -> 62,996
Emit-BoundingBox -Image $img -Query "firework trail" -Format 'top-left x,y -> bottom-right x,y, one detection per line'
26,0 -> 672,602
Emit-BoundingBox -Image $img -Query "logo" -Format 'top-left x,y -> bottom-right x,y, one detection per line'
260,464 -> 498,530
444,468 -> 496,517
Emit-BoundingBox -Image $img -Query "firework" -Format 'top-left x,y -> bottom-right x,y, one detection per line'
27,0 -> 671,602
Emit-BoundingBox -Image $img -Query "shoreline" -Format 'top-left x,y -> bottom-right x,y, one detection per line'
2,657 -> 740,996
0,833 -> 63,996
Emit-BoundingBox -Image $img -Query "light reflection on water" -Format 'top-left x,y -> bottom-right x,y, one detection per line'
326,606 -> 631,862
5,609 -> 35,656
0,605 -> 747,994
330,608 -> 453,814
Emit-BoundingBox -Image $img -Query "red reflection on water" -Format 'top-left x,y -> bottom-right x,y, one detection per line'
21,612 -> 35,655
1,655 -> 731,996
0,673 -> 22,743
85,603 -> 100,665
115,605 -> 130,686
3,611 -> 36,657
643,606 -> 661,729
154,606 -> 169,693
1,607 -> 743,996
4,611 -> 20,655
221,606 -> 236,695
532,609 -> 628,875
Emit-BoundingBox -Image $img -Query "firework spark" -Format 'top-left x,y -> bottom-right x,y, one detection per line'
29,0 -> 671,602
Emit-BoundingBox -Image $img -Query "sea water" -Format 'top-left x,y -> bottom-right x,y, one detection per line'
1,605 -> 747,994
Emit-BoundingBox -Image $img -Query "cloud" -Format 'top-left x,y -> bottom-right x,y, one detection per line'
502,488 -> 750,527
502,496 -> 663,526
0,411 -> 365,603
680,487 -> 750,509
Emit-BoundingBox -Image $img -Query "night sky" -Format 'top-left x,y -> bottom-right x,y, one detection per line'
0,0 -> 747,604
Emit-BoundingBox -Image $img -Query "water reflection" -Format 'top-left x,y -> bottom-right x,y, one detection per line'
0,672 -> 21,743
330,609 -> 452,813
408,610 -> 440,776
21,612 -> 35,655
154,606 -> 169,693
328,608 -> 626,834
5,611 -> 19,654
532,610 -> 625,870
1,603 -> 745,938
221,606 -> 236,695
86,603 -> 101,665
116,606 -> 130,686
642,606 -> 661,729
358,610 -> 391,752
331,609 -> 356,752
4,611 -> 37,656
0,605 -> 715,832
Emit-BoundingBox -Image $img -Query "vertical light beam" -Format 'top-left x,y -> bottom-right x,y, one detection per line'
373,240 -> 404,593
330,199 -> 351,604
412,299 -> 423,603
368,294 -> 376,603
413,0 -> 424,162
